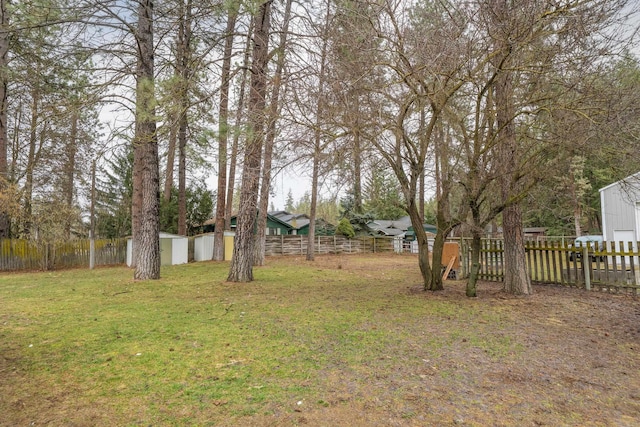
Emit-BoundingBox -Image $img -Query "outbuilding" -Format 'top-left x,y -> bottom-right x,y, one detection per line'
126,232 -> 189,267
193,233 -> 215,262
599,172 -> 640,245
192,232 -> 235,261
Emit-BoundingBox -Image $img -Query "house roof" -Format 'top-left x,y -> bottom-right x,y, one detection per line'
269,211 -> 310,222
269,210 -> 289,218
267,211 -> 323,230
367,216 -> 413,232
375,228 -> 406,236
524,227 -> 547,234
202,213 -> 294,231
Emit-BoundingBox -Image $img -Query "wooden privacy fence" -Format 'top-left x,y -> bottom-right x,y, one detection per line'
460,238 -> 640,293
264,235 -> 396,256
0,238 -> 127,271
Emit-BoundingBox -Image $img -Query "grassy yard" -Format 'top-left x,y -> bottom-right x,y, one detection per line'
1,254 -> 639,426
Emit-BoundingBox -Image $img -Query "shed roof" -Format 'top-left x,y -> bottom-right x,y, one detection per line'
599,171 -> 640,193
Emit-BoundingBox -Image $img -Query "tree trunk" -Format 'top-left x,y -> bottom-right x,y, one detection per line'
213,9 -> 237,260
133,0 -> 160,280
307,152 -> 319,261
305,0 -> 330,262
23,88 -> 41,236
407,197 -> 433,290
255,0 -> 291,266
0,0 -> 9,238
495,56 -> 531,295
353,127 -> 362,214
419,167 -> 425,222
163,110 -> 177,202
177,0 -> 192,237
64,110 -> 78,239
178,111 -> 187,236
502,204 -> 531,294
466,231 -> 482,297
573,203 -> 582,237
177,110 -> 187,235
225,19 -> 253,230
228,0 -> 272,282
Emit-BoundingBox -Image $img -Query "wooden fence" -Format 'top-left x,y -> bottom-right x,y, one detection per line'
0,235 -> 397,271
264,235 -> 396,256
460,238 -> 640,293
0,238 -> 127,271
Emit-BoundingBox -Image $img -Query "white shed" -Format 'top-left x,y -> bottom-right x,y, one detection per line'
193,233 -> 215,262
126,232 -> 189,267
599,172 -> 640,245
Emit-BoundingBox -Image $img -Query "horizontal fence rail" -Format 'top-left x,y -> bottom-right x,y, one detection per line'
263,235 -> 397,256
460,238 -> 640,294
0,238 -> 127,271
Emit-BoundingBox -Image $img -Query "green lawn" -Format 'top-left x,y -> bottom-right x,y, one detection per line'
1,255 -> 638,426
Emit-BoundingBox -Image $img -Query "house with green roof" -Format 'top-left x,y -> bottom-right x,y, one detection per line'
202,213 -> 295,235
269,211 -> 335,236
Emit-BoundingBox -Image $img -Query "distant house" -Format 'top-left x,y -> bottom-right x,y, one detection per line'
524,227 -> 547,240
405,223 -> 437,240
366,216 -> 437,240
599,173 -> 640,244
202,213 -> 295,236
269,211 -> 335,236
367,216 -> 413,237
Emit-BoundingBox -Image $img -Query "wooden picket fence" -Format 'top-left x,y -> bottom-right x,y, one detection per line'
0,238 -> 127,271
459,238 -> 640,293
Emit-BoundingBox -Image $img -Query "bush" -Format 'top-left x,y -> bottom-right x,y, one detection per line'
335,218 -> 355,238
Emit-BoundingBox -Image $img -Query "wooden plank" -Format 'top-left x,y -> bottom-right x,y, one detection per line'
442,256 -> 456,282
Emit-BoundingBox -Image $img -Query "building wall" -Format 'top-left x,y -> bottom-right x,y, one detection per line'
600,175 -> 640,242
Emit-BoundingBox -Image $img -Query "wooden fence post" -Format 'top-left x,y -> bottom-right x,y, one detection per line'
583,246 -> 591,291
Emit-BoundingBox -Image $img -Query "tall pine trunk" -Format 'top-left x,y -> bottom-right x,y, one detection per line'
353,128 -> 362,214
64,110 -> 78,239
176,0 -> 192,237
133,0 -> 160,280
227,0 -> 272,282
306,0 -> 331,261
255,0 -> 292,266
23,87 -> 41,236
0,0 -> 9,238
163,110 -> 176,202
213,9 -> 237,260
225,19 -> 253,231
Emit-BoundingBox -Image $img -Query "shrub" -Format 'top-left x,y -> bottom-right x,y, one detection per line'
335,218 -> 355,238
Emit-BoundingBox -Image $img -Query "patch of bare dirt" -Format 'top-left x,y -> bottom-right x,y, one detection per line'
256,254 -> 640,426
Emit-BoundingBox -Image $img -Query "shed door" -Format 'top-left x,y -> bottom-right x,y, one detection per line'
160,238 -> 172,266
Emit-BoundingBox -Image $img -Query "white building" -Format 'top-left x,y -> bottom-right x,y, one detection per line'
126,232 -> 189,267
599,172 -> 640,246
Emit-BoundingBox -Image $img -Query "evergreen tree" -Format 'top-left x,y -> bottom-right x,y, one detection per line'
284,189 -> 295,211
